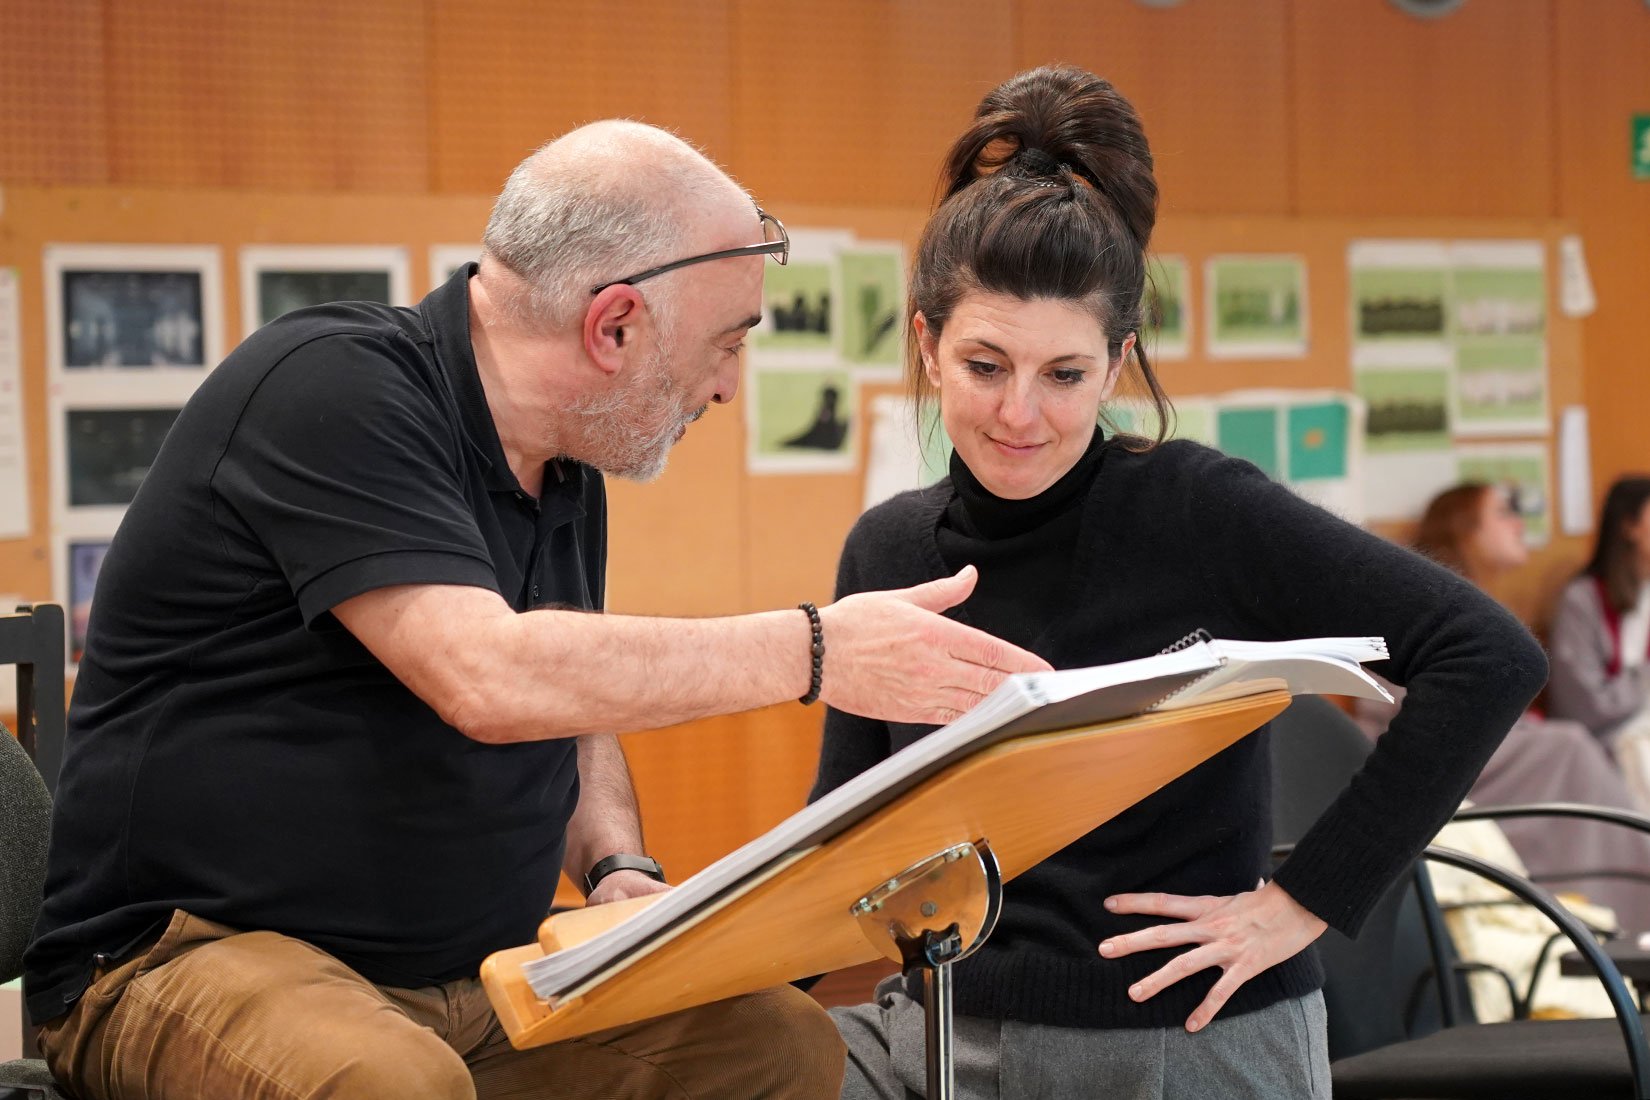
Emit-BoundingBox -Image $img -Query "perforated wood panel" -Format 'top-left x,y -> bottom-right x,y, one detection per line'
1016,0 -> 1294,216
1553,1 -> 1650,497
0,0 -> 110,185
429,0 -> 737,194
730,0 -> 1018,208
1292,0 -> 1556,218
100,0 -> 429,190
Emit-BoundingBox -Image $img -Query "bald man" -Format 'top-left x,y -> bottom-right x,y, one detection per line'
23,122 -> 1048,1099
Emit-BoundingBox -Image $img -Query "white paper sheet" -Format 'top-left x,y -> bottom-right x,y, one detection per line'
0,269 -> 29,539
1558,235 -> 1597,319
1559,405 -> 1594,536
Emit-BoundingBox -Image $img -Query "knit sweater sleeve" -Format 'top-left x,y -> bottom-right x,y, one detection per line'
807,507 -> 898,804
1174,446 -> 1548,936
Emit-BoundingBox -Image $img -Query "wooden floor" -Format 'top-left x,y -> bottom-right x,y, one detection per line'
806,960 -> 897,1010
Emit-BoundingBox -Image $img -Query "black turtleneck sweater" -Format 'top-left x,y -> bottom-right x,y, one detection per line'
810,434 -> 1547,1029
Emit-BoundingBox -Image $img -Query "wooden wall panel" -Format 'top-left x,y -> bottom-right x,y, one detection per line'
1554,1 -> 1650,499
428,0 -> 737,194
102,0 -> 429,191
0,0 -> 109,186
603,410 -> 745,619
1292,0 -> 1555,218
730,0 -> 1018,208
1016,0 -> 1293,216
620,704 -> 822,887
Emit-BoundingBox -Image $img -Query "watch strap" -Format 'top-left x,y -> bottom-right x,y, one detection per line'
584,853 -> 666,894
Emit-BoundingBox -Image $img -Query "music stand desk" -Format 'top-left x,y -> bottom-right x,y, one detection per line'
483,690 -> 1291,1048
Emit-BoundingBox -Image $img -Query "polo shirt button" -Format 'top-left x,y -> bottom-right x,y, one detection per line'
531,585 -> 540,603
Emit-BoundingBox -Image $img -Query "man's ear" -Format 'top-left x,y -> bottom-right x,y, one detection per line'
1099,331 -> 1137,401
914,311 -> 942,389
583,285 -> 646,376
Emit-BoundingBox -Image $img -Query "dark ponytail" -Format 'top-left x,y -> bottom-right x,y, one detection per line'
911,65 -> 1171,447
1584,476 -> 1650,613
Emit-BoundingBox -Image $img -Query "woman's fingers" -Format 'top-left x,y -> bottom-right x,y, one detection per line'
1126,943 -> 1226,1004
1103,891 -> 1218,922
1185,969 -> 1247,1033
1098,917 -> 1205,958
1098,882 -> 1329,1032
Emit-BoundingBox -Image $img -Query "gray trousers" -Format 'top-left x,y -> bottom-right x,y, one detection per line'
832,976 -> 1330,1100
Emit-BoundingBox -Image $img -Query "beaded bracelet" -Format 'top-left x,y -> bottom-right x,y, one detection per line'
798,602 -> 825,705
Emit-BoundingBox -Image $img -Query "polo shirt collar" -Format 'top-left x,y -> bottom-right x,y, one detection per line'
420,264 -> 592,514
416,266 -> 528,493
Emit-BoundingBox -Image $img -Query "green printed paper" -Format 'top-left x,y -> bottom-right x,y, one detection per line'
753,367 -> 854,458
1356,368 -> 1450,452
1458,451 -> 1550,546
751,262 -> 833,352
1287,402 -> 1349,481
1145,256 -> 1188,354
1209,258 -> 1305,349
1451,266 -> 1546,342
1454,340 -> 1547,427
1350,267 -> 1448,341
838,249 -> 903,366
1217,407 -> 1280,478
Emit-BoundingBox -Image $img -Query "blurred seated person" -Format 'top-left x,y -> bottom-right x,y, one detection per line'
1355,482 -> 1650,935
1549,477 -> 1650,796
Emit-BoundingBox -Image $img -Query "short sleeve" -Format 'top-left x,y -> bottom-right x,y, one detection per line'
212,332 -> 500,627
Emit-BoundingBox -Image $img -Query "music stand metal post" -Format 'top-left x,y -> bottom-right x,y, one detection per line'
851,841 -> 1004,1100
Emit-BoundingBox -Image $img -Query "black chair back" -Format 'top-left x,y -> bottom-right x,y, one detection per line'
0,606 -> 65,796
1269,695 -> 1462,1060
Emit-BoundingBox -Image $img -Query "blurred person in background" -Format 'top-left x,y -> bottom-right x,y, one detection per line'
1549,476 -> 1650,780
1356,481 -> 1650,935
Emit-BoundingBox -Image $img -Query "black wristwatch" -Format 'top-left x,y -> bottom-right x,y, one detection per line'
584,853 -> 667,895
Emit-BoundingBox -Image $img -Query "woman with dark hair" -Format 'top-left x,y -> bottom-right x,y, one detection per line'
1358,482 -> 1650,935
1549,477 -> 1650,749
810,66 -> 1548,1098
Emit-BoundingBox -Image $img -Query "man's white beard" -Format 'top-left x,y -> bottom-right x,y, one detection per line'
565,342 -> 698,483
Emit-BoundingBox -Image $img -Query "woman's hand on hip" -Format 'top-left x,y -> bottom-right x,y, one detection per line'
1097,880 -> 1327,1032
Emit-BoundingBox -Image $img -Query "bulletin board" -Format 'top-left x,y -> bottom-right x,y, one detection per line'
0,186 -> 1588,888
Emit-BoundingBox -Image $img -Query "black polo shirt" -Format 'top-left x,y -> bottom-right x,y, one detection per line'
25,266 -> 604,1024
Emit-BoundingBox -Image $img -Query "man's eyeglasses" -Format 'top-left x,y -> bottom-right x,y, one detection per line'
590,208 -> 788,295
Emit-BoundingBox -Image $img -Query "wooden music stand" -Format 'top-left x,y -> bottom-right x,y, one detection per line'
483,690 -> 1291,1085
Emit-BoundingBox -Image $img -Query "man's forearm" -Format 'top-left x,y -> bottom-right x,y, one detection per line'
562,733 -> 646,891
336,567 -> 1046,746
444,595 -> 812,743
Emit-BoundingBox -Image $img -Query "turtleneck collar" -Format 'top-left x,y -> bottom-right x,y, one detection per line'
949,430 -> 1107,540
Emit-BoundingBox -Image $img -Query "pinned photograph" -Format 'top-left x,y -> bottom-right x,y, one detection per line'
751,261 -> 835,354
66,538 -> 110,663
241,246 -> 410,332
836,245 -> 904,369
1453,341 -> 1549,436
65,406 -> 182,508
1450,242 -> 1546,343
1348,240 -> 1450,344
45,245 -> 222,372
747,364 -> 856,474
1458,443 -> 1552,548
1206,255 -> 1308,359
1144,255 -> 1189,360
1354,361 -> 1452,453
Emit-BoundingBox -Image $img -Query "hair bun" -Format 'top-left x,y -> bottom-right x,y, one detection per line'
940,64 -> 1157,251
1013,147 -> 1063,178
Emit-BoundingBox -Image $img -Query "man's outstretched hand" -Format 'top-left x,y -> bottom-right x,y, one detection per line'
818,565 -> 1052,725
